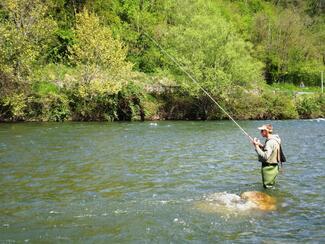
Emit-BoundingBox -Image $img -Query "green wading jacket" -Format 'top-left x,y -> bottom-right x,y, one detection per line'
255,134 -> 281,165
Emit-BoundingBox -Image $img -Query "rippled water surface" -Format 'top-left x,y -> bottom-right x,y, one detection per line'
0,120 -> 324,242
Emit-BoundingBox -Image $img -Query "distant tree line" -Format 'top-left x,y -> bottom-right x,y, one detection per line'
0,0 -> 324,121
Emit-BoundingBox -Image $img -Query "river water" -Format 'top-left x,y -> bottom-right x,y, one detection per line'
0,120 -> 324,242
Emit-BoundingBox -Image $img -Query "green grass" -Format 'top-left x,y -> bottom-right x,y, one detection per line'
32,81 -> 59,95
270,83 -> 322,93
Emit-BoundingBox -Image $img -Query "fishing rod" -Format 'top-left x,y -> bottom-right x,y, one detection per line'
143,32 -> 254,142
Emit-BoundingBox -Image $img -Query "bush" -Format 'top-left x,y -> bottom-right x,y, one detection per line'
223,87 -> 266,120
296,94 -> 324,119
66,84 -> 118,121
142,95 -> 162,120
117,82 -> 145,121
262,92 -> 299,119
26,93 -> 70,122
0,93 -> 27,121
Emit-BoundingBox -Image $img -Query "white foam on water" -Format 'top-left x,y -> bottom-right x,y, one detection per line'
305,118 -> 325,122
173,218 -> 186,225
114,209 -> 128,215
197,192 -> 258,214
49,210 -> 60,214
73,214 -> 96,218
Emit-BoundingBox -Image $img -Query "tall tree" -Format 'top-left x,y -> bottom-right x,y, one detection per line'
0,0 -> 57,80
69,10 -> 132,93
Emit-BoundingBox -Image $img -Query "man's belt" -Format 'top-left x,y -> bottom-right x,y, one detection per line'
262,162 -> 278,167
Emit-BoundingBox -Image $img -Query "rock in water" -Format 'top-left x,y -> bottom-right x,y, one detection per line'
240,191 -> 276,211
195,191 -> 276,214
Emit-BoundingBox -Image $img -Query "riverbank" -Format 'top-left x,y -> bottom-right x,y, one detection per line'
1,84 -> 323,122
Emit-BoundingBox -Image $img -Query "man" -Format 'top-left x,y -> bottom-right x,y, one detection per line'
252,124 -> 282,188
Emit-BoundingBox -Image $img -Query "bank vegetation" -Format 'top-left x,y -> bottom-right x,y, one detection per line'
0,0 -> 324,121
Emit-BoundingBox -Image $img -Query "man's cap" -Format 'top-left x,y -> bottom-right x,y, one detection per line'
257,124 -> 273,132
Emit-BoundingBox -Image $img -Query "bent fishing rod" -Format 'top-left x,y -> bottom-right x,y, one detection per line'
143,33 -> 254,142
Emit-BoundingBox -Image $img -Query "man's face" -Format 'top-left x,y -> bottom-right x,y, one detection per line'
260,130 -> 268,138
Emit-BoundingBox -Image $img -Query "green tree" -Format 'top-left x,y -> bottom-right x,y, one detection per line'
0,0 -> 57,79
252,9 -> 322,85
67,10 -> 141,121
165,1 -> 264,93
0,0 -> 57,121
156,0 -> 265,119
69,10 -> 132,87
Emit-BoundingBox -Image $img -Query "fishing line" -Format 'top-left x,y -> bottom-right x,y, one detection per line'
143,32 -> 253,142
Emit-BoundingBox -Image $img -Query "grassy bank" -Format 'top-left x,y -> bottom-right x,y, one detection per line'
1,77 -> 324,122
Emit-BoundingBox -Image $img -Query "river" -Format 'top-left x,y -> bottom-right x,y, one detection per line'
0,120 -> 324,242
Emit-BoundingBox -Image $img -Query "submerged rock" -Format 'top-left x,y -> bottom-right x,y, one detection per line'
195,191 -> 276,214
240,191 -> 276,211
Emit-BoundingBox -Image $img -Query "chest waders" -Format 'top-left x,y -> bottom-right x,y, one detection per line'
261,164 -> 279,188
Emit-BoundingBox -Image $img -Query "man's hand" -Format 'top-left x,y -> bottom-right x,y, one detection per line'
252,137 -> 263,147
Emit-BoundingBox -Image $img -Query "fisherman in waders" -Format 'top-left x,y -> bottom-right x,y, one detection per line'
252,124 -> 282,189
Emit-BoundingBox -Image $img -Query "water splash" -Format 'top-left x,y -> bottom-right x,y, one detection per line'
195,191 -> 276,215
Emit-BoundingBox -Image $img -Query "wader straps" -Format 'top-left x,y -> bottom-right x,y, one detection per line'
277,147 -> 282,168
276,146 -> 281,163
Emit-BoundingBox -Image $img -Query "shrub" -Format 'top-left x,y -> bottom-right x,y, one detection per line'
296,94 -> 324,119
66,84 -> 118,121
262,92 -> 299,119
223,87 -> 267,120
26,93 -> 70,122
142,95 -> 162,120
117,82 -> 145,121
0,93 -> 27,121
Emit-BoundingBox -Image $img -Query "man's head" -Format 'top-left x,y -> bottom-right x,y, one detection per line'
258,124 -> 273,138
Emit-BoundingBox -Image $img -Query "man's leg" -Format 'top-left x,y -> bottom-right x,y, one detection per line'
261,165 -> 279,188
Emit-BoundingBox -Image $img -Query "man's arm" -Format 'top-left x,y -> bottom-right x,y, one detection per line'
255,140 -> 274,161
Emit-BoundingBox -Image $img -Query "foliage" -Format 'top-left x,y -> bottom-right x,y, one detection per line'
262,92 -> 299,119
0,0 -> 57,80
62,10 -> 141,121
223,87 -> 266,120
251,8 -> 323,85
0,0 -> 324,121
295,94 -> 324,118
27,93 -> 70,121
142,94 -> 162,120
47,29 -> 75,64
69,10 -> 132,85
164,1 -> 264,98
0,93 -> 27,121
65,83 -> 115,121
270,83 -> 321,93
